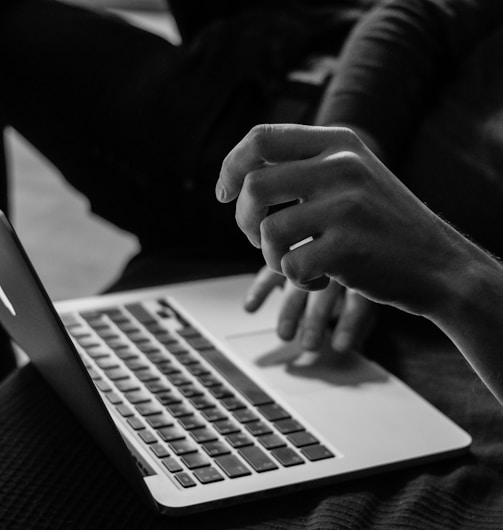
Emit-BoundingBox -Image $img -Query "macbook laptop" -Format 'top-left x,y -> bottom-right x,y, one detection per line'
0,211 -> 471,515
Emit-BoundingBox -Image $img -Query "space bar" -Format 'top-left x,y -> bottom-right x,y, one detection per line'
199,349 -> 273,406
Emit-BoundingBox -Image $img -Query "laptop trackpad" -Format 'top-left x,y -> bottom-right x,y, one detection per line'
225,330 -> 388,398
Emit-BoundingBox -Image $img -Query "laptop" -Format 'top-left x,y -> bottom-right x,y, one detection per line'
0,211 -> 471,515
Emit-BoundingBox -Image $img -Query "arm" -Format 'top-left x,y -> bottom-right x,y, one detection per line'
217,124 -> 503,406
316,0 -> 503,164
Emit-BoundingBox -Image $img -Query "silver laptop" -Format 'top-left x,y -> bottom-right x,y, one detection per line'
0,211 -> 470,515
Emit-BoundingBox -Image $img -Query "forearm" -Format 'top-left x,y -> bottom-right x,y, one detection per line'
316,0 -> 502,165
426,234 -> 503,406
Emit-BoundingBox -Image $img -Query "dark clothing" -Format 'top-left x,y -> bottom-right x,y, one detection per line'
0,0 -> 364,255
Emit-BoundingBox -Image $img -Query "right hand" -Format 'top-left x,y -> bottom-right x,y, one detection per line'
245,266 -> 376,353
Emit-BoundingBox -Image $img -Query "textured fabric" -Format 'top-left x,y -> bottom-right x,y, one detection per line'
1,312 -> 502,529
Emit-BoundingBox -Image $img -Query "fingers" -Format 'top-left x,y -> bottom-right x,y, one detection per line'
244,266 -> 285,313
276,282 -> 308,341
331,291 -> 376,354
280,234 -> 331,291
216,124 -> 359,203
234,158 -> 315,248
300,280 -> 342,351
260,200 -> 325,274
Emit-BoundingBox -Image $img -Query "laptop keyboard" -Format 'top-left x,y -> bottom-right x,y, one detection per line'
61,300 -> 335,488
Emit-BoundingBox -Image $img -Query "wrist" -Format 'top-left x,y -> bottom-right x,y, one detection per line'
427,235 -> 503,335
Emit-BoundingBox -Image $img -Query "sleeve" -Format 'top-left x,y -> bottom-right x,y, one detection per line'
315,0 -> 503,165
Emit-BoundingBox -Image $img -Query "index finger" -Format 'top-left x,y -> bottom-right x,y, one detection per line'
216,124 -> 355,203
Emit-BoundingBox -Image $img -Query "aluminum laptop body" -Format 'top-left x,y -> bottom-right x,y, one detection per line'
0,212 -> 471,514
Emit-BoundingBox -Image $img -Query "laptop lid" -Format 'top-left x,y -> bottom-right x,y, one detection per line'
0,211 -> 155,507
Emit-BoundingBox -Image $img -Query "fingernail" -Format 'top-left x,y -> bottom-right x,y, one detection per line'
332,333 -> 350,354
244,294 -> 257,312
215,180 -> 226,202
302,330 -> 320,351
278,320 -> 295,340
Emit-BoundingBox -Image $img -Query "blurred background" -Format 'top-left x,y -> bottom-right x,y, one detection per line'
5,0 -> 179,301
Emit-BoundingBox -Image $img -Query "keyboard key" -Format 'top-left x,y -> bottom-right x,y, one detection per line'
165,403 -> 193,418
174,472 -> 196,488
95,380 -> 112,393
246,421 -> 272,437
166,373 -> 191,386
138,430 -> 157,444
76,336 -> 101,348
127,417 -> 145,430
164,343 -> 189,355
156,392 -> 182,406
86,347 -> 110,359
209,385 -> 233,399
87,368 -> 102,380
176,327 -> 200,339
221,397 -> 246,411
176,353 -> 200,366
144,322 -> 166,334
190,428 -> 218,444
239,446 -> 278,473
201,441 -> 231,457
106,392 -> 122,405
95,357 -> 120,370
135,403 -> 163,416
184,336 -> 213,351
114,349 -> 139,361
155,333 -> 178,345
213,419 -> 240,435
145,380 -> 171,393
193,466 -> 224,484
169,439 -> 199,456
226,432 -> 254,449
287,431 -> 319,448
116,404 -> 134,417
161,457 -> 183,473
137,343 -> 160,354
115,379 -> 141,393
181,452 -> 211,470
146,414 -> 174,429
198,374 -> 221,387
274,418 -> 304,434
124,359 -> 149,371
157,363 -> 180,376
125,303 -> 156,324
233,409 -> 259,424
186,363 -> 210,377
214,455 -> 251,478
190,396 -> 215,410
127,332 -> 150,344
258,404 -> 290,422
104,367 -> 129,381
125,390 -> 151,404
200,408 -> 227,422
301,444 -> 335,461
179,385 -> 204,399
158,426 -> 185,442
258,434 -> 286,450
199,348 -> 273,406
135,370 -> 160,383
150,442 -> 170,458
271,447 -> 304,467
105,338 -> 130,350
145,352 -> 170,365
178,415 -> 205,431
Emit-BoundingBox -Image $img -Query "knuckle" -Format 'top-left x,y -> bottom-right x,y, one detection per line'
248,123 -> 275,154
260,215 -> 281,245
281,254 -> 308,287
242,169 -> 264,201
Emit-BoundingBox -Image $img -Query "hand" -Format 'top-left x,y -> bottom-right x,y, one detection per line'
217,124 -> 471,318
245,266 -> 376,353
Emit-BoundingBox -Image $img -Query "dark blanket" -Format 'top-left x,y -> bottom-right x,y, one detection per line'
1,310 -> 502,530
